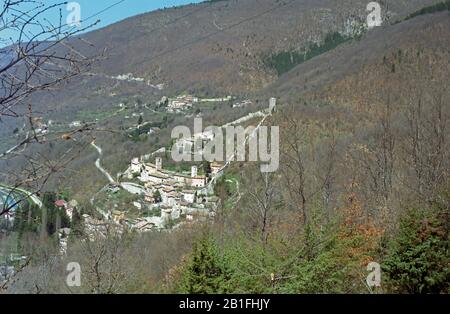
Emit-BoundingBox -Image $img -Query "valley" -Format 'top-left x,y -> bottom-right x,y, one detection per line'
0,0 -> 448,295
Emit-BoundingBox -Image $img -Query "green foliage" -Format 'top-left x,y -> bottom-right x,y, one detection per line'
70,206 -> 84,237
128,116 -> 174,141
265,32 -> 350,75
13,192 -> 71,240
42,192 -> 71,235
175,234 -> 231,294
167,198 -> 383,294
222,219 -> 368,293
143,207 -> 161,217
383,205 -> 449,294
203,162 -> 212,177
265,51 -> 305,76
13,202 -> 42,236
279,248 -> 349,293
153,190 -> 162,203
213,176 -> 234,198
405,0 -> 450,21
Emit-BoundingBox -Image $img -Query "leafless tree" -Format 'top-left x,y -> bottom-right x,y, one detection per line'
0,0 -> 100,217
349,92 -> 396,211
242,166 -> 279,243
401,87 -> 448,203
278,107 -> 337,225
75,225 -> 128,294
0,0 -> 97,119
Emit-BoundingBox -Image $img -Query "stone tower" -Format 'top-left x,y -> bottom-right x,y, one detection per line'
191,165 -> 198,178
269,97 -> 277,114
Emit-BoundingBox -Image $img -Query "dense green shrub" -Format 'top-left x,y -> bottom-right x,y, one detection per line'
265,32 -> 350,75
174,234 -> 232,294
405,0 -> 450,21
383,205 -> 449,294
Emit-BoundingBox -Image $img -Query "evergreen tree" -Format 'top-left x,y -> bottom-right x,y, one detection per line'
178,234 -> 231,294
40,192 -> 70,235
153,190 -> 162,203
383,205 -> 449,293
70,207 -> 84,237
203,162 -> 212,177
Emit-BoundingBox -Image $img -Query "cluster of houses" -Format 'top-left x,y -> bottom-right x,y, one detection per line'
200,96 -> 232,102
167,95 -> 199,112
31,116 -> 51,135
53,199 -> 79,254
232,99 -> 252,108
120,156 -> 224,232
114,73 -> 145,83
164,94 -> 234,113
54,199 -> 78,222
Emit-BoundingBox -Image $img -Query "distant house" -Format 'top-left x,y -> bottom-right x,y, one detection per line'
55,199 -> 67,208
182,190 -> 196,203
188,166 -> 206,187
161,206 -> 173,223
65,207 -> 74,221
141,170 -> 168,184
188,177 -> 205,188
54,199 -> 76,221
69,121 -> 82,128
134,220 -> 155,232
0,265 -> 15,282
173,173 -> 189,184
58,228 -> 71,255
112,210 -> 126,224
168,100 -> 192,112
182,95 -> 199,103
233,100 -> 252,108
130,158 -> 142,174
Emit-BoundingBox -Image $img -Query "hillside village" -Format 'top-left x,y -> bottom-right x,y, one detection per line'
123,157 -> 223,231
161,94 -> 235,113
79,157 -> 225,238
1,0 -> 449,295
82,97 -> 275,237
1,94 -> 275,253
1,92 -> 263,244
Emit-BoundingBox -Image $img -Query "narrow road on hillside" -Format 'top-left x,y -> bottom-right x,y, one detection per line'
204,108 -> 272,192
91,141 -> 115,184
222,108 -> 271,168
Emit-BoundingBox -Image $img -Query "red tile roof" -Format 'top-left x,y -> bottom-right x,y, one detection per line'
55,200 -> 66,207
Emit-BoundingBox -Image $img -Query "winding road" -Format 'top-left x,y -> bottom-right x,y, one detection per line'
91,141 -> 147,197
91,141 -> 115,184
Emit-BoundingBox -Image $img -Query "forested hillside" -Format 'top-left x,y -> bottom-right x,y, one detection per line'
1,0 -> 448,294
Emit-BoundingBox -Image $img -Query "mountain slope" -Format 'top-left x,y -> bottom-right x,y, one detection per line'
266,10 -> 450,102
1,0 -> 448,203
